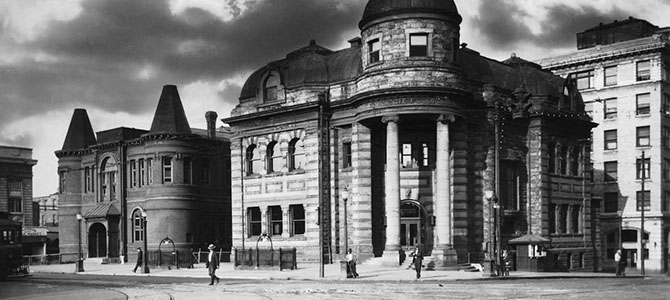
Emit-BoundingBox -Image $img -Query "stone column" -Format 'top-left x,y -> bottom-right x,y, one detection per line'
433,114 -> 458,268
382,115 -> 401,255
435,114 -> 452,248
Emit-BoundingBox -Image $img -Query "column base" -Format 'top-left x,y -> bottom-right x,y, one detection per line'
380,249 -> 403,267
429,248 -> 459,270
481,259 -> 498,277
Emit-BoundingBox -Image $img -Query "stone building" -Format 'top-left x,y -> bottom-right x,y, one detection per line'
223,0 -> 598,271
55,85 -> 231,263
0,146 -> 37,227
539,17 -> 670,273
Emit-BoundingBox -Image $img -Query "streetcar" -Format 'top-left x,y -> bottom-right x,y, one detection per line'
0,214 -> 28,280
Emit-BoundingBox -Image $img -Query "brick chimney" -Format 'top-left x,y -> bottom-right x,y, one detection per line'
205,111 -> 218,139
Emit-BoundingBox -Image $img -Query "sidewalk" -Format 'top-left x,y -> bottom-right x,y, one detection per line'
27,260 -> 642,282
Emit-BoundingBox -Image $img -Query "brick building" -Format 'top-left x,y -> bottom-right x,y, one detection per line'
539,17 -> 670,273
223,0 -> 598,271
0,146 -> 37,226
55,85 -> 231,263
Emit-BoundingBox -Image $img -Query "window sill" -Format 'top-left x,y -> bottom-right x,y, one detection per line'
366,60 -> 384,67
603,117 -> 617,121
635,114 -> 651,118
341,167 -> 353,172
258,100 -> 285,108
287,169 -> 306,175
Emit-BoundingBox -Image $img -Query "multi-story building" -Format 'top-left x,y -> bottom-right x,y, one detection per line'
223,0 -> 597,271
55,85 -> 231,264
0,146 -> 37,227
30,193 -> 60,255
539,17 -> 670,273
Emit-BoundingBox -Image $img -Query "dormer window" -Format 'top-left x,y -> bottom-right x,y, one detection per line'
368,38 -> 380,63
264,75 -> 278,102
409,33 -> 428,57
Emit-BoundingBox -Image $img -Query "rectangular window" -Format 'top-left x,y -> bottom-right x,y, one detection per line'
637,60 -> 651,81
342,142 -> 352,168
130,160 -> 137,187
604,66 -> 617,86
663,94 -> 670,116
584,102 -> 593,118
409,33 -> 428,57
8,197 -> 22,213
500,160 -> 519,210
422,143 -> 429,167
604,130 -> 617,150
637,158 -> 651,179
248,207 -> 261,236
85,167 -> 91,192
636,190 -> 651,211
147,158 -> 153,185
604,161 -> 617,182
183,157 -> 192,184
664,159 -> 670,180
139,159 -> 145,187
636,126 -> 650,147
604,98 -> 617,119
59,171 -> 65,194
110,173 -> 117,201
664,191 -> 670,212
289,204 -> 305,235
636,93 -> 651,115
572,70 -> 594,90
664,127 -> 670,149
162,156 -> 172,183
401,143 -> 413,168
604,192 -> 618,213
201,158 -> 211,184
133,213 -> 144,242
268,206 -> 282,236
368,38 -> 380,63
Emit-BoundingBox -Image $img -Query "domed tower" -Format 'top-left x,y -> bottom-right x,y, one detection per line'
356,0 -> 464,96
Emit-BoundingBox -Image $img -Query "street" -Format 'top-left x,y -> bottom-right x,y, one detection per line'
1,274 -> 669,300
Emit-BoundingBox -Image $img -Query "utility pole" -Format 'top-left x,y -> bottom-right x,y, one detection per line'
640,151 -> 646,277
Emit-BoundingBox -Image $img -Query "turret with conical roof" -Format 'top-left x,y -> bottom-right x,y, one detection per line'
149,85 -> 191,135
61,108 -> 97,151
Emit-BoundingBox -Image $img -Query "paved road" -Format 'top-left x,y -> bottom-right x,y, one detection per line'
2,274 -> 669,300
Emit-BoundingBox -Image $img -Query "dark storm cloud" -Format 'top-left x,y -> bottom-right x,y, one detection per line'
2,0 -> 364,129
473,1 -> 628,51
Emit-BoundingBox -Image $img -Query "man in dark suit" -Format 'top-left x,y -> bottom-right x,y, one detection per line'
413,244 -> 424,279
132,247 -> 143,273
205,244 -> 220,285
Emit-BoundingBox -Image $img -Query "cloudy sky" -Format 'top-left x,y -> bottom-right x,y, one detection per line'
1,0 -> 669,197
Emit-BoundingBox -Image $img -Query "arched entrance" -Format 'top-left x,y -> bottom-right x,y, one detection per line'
400,200 -> 427,251
88,223 -> 107,258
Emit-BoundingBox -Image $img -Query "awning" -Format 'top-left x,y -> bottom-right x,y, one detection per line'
83,202 -> 120,218
508,234 -> 551,245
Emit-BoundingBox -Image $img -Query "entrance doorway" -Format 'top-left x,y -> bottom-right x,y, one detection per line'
400,200 -> 426,252
88,223 -> 107,258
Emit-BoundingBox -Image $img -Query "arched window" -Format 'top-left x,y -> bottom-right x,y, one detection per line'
246,145 -> 261,176
266,141 -> 282,173
132,209 -> 144,242
548,143 -> 556,174
100,157 -> 117,202
571,146 -> 580,176
288,138 -> 305,171
264,75 -> 278,103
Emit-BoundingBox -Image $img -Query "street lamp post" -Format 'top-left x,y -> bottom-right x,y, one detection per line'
484,191 -> 499,277
141,210 -> 150,274
342,187 -> 349,253
75,213 -> 85,272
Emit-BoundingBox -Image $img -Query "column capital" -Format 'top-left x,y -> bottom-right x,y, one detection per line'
381,115 -> 400,124
437,114 -> 455,124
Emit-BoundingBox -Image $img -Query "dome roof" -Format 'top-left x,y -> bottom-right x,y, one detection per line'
239,42 -> 362,100
359,0 -> 461,29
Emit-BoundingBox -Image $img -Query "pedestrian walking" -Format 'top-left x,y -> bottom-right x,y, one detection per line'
345,248 -> 359,278
132,247 -> 143,273
614,249 -> 625,276
206,244 -> 220,285
413,244 -> 424,279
